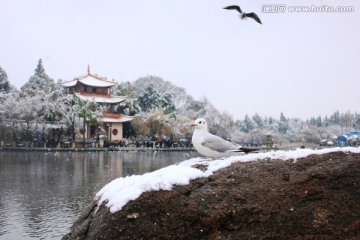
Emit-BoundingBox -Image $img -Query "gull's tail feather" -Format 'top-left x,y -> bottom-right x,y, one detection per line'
235,147 -> 261,154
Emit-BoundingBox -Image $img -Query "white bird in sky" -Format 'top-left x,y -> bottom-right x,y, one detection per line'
223,5 -> 262,24
191,118 -> 259,159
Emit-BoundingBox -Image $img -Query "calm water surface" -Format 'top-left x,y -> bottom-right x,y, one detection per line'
0,151 -> 195,240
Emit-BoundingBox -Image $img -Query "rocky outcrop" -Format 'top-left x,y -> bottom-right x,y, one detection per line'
63,151 -> 360,239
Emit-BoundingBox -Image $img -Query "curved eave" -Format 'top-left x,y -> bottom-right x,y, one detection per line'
75,93 -> 126,104
79,77 -> 115,87
61,73 -> 116,88
102,116 -> 134,123
61,80 -> 77,87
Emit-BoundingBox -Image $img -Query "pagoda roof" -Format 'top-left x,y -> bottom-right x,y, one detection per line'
102,113 -> 134,123
61,67 -> 116,87
75,92 -> 126,104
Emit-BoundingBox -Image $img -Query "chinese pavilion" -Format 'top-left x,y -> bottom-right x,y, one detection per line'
60,66 -> 133,143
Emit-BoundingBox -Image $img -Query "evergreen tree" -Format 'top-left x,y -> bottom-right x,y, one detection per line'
354,116 -> 360,130
268,116 -> 275,125
323,116 -> 330,127
0,66 -> 10,93
340,110 -> 353,132
239,115 -> 257,133
308,117 -> 317,126
138,84 -> 160,112
137,83 -> 175,113
114,81 -> 134,96
278,112 -> 289,133
252,113 -> 264,128
316,116 -> 323,127
280,112 -> 287,122
329,111 -> 341,125
21,59 -> 55,97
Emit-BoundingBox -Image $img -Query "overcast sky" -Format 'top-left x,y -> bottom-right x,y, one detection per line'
1,0 -> 359,121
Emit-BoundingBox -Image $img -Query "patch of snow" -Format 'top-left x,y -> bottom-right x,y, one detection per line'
76,93 -> 126,103
96,165 -> 206,213
79,76 -> 115,87
95,147 -> 360,213
61,80 -> 77,87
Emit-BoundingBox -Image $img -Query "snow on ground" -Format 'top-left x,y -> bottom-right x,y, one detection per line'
95,147 -> 360,213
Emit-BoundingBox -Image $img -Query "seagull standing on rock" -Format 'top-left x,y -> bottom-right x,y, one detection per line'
223,5 -> 262,24
191,118 -> 259,159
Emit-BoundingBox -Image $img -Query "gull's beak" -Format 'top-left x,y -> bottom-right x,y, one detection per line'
191,124 -> 197,127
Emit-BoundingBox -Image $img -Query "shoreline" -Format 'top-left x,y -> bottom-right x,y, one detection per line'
0,146 -> 196,152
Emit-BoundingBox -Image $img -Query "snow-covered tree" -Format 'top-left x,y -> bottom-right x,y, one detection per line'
74,98 -> 103,147
278,112 -> 289,133
354,115 -> 360,131
329,111 -> 341,125
0,66 -> 10,93
316,116 -> 323,127
252,113 -> 264,128
323,116 -> 330,127
236,115 -> 258,133
113,81 -> 141,116
132,76 -> 187,109
131,110 -> 180,141
181,98 -> 207,119
0,92 -> 19,144
21,59 -> 55,97
136,84 -> 175,114
114,81 -> 135,96
130,110 -> 192,141
0,92 -> 45,145
122,76 -> 233,138
340,110 -> 353,133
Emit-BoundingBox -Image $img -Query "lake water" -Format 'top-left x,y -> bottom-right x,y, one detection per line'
0,150 -> 196,240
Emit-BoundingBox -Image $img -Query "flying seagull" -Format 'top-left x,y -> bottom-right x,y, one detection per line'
223,5 -> 262,24
191,118 -> 260,159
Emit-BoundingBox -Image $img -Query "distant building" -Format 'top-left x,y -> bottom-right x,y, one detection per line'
337,131 -> 360,147
61,66 -> 133,143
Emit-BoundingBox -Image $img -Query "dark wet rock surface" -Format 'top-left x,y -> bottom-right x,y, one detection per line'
63,151 -> 360,240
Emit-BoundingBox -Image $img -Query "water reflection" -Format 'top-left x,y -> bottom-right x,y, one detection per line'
0,151 -> 194,240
